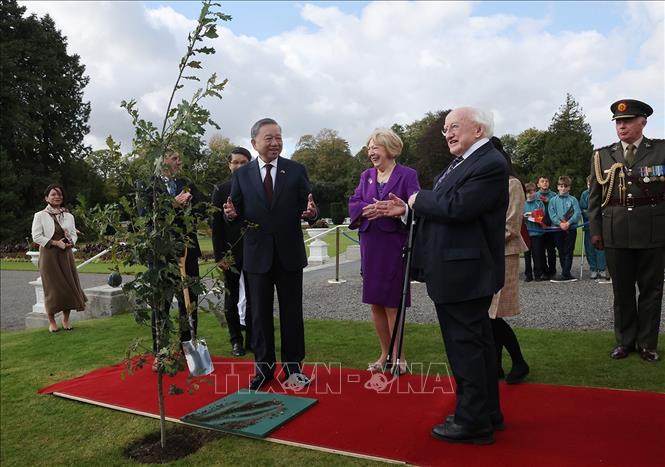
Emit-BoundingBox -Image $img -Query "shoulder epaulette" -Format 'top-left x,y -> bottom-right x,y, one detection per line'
594,143 -> 614,152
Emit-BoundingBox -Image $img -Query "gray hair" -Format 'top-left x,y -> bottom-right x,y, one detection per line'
251,118 -> 281,139
467,107 -> 494,138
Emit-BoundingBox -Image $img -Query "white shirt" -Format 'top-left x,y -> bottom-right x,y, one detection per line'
258,157 -> 278,189
458,137 -> 490,162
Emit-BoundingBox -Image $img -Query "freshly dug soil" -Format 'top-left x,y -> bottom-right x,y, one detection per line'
123,425 -> 222,464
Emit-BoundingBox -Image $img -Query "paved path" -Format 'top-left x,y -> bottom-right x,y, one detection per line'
2,259 -> 663,332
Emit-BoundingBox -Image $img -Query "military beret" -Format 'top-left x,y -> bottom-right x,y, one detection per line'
610,99 -> 653,120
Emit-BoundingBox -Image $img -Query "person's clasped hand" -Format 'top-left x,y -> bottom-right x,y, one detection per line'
174,190 -> 192,207
373,193 -> 408,218
51,239 -> 71,250
361,201 -> 382,220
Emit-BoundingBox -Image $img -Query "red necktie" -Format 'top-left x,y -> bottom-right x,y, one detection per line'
264,163 -> 273,203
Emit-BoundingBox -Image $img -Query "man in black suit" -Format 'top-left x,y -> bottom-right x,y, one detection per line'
224,118 -> 318,390
139,150 -> 205,350
211,147 -> 252,357
396,107 -> 508,444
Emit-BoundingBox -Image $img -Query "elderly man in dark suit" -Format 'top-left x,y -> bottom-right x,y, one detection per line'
379,107 -> 509,444
224,118 -> 318,390
211,146 -> 253,357
139,150 -> 205,350
588,99 -> 664,362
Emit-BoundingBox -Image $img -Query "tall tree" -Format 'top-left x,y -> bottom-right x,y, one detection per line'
539,93 -> 594,195
410,110 -> 451,188
193,132 -> 237,196
292,129 -> 359,217
0,0 -> 91,240
509,127 -> 548,184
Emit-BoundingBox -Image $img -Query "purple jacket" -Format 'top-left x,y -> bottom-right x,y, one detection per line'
348,163 -> 420,307
348,164 -> 420,231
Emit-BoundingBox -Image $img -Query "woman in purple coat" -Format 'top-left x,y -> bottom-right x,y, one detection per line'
348,128 -> 420,374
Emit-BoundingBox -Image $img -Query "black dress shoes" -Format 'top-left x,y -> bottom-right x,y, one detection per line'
231,342 -> 246,357
610,345 -> 631,360
638,348 -> 660,362
445,415 -> 505,432
432,420 -> 494,445
248,374 -> 273,391
505,362 -> 529,384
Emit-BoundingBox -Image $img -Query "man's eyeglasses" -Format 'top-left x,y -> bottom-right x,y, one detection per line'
441,123 -> 461,136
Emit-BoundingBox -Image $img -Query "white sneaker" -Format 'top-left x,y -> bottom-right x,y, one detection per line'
590,271 -> 598,279
598,270 -> 607,279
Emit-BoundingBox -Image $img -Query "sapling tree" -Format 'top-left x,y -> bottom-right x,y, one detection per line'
85,1 -> 233,448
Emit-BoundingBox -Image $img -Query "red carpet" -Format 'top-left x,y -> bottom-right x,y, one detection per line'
39,357 -> 665,466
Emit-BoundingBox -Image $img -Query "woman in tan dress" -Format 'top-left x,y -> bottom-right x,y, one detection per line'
31,184 -> 87,333
488,138 -> 530,384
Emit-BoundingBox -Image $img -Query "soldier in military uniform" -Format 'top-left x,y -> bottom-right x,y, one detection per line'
588,99 -> 664,362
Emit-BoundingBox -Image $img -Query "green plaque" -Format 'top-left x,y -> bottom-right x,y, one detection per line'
180,391 -> 318,438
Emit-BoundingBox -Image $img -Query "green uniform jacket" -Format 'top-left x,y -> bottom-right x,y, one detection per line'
588,137 -> 665,248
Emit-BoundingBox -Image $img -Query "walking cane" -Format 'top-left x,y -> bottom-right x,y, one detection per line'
385,210 -> 417,377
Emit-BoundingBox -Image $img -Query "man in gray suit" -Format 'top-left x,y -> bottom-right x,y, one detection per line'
224,118 -> 318,389
588,99 -> 664,362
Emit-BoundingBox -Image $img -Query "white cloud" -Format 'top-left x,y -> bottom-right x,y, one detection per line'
20,0 -> 664,158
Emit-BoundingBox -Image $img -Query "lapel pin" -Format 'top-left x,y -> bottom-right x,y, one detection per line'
280,170 -> 286,174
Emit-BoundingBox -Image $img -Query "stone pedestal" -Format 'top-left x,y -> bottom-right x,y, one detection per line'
308,239 -> 330,265
83,285 -> 130,318
306,228 -> 330,265
25,275 -> 88,328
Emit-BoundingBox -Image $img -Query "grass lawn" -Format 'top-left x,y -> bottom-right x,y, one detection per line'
1,313 -> 663,466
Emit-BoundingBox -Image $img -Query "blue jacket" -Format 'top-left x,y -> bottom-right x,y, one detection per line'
548,193 -> 581,228
523,198 -> 545,237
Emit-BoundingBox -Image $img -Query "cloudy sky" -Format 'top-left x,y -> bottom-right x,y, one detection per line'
21,1 -> 665,157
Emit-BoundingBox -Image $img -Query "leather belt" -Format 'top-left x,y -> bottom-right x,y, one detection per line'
606,192 -> 665,207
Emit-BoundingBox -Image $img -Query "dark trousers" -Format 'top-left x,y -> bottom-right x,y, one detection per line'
151,252 -> 199,352
542,232 -> 557,276
554,230 -> 577,277
435,296 -> 501,429
246,256 -> 305,379
524,235 -> 544,279
605,247 -> 664,350
224,270 -> 251,347
491,318 -> 526,370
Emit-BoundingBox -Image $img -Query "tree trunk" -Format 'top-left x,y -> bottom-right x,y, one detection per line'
157,369 -> 166,448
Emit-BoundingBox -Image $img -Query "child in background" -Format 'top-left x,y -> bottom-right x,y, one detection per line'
536,176 -> 557,279
579,175 -> 607,280
523,182 -> 545,281
548,175 -> 581,282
